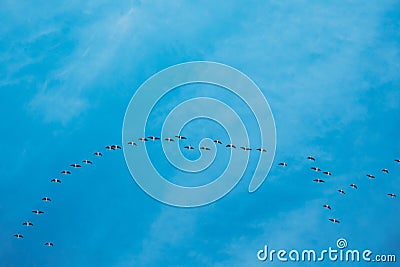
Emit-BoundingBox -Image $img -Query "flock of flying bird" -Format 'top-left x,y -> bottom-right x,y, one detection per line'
127,136 -> 268,152
12,146 -> 108,245
10,134 -> 399,245
277,156 -> 399,224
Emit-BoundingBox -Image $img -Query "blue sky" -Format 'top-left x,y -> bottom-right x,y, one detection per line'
1,1 -> 399,266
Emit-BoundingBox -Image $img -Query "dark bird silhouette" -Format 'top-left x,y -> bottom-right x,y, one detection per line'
51,178 -> 61,183
350,184 -> 358,189
213,140 -> 222,144
256,148 -> 267,152
42,197 -> 51,202
307,156 -> 316,161
32,210 -> 44,215
200,147 -> 211,151
366,174 -> 375,179
311,167 -> 321,172
240,147 -> 252,151
94,152 -> 102,157
329,218 -> 340,223
323,171 -> 332,176
164,137 -> 175,142
148,136 -> 160,141
175,135 -> 187,140
184,146 -> 194,150
313,178 -> 325,183
44,242 -> 54,247
278,162 -> 288,167
226,144 -> 236,148
82,159 -> 92,164
22,222 -> 33,226
323,204 -> 331,210
70,163 -> 81,168
105,145 -> 115,150
13,233 -> 23,239
395,159 -> 400,163
111,145 -> 121,150
60,170 -> 71,175
338,189 -> 345,194
127,141 -> 137,146
138,137 -> 148,142
382,169 -> 389,174
388,193 -> 396,198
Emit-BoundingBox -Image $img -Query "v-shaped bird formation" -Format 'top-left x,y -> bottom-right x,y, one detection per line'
8,134 -> 399,246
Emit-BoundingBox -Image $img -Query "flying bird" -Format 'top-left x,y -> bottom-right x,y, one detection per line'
13,233 -> 23,239
105,145 -> 115,150
382,169 -> 389,174
313,178 -> 325,183
338,189 -> 345,194
366,174 -> 375,179
51,178 -> 61,183
278,162 -> 288,167
127,141 -> 137,146
311,167 -> 321,172
22,221 -> 33,227
94,152 -> 102,157
200,147 -> 211,151
395,159 -> 400,163
240,147 -> 252,151
164,137 -> 175,142
138,137 -> 148,142
82,159 -> 92,164
329,218 -> 340,223
60,170 -> 71,175
148,136 -> 160,141
42,197 -> 51,202
387,193 -> 396,198
32,210 -> 44,215
307,156 -> 316,161
213,140 -> 222,144
323,171 -> 332,176
323,204 -> 331,210
256,148 -> 267,152
350,184 -> 358,189
44,242 -> 54,247
226,144 -> 236,148
175,135 -> 187,140
111,145 -> 121,150
70,163 -> 81,168
184,146 -> 194,150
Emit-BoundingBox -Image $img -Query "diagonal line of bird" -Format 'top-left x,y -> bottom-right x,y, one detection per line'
11,136 -> 399,245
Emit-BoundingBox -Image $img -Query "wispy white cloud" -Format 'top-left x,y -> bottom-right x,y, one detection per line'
11,1 -> 260,124
206,1 -> 400,156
